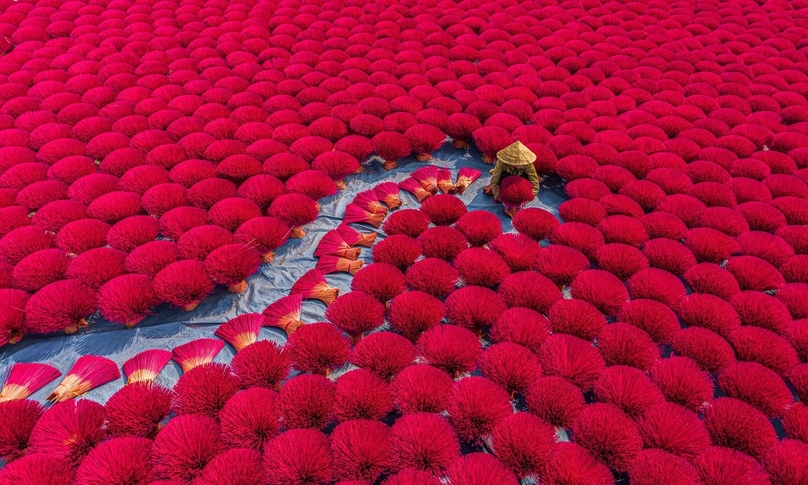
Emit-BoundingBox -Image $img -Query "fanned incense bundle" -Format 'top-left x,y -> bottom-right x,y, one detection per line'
437,168 -> 455,194
0,399 -> 44,462
171,339 -> 225,373
47,356 -> 120,403
374,182 -> 402,210
446,113 -> 482,149
337,224 -> 377,247
151,414 -> 225,482
233,217 -> 290,264
372,131 -> 411,171
406,124 -> 446,162
0,363 -> 60,402
262,294 -> 305,335
499,176 -> 535,218
25,279 -> 97,335
400,177 -> 432,203
154,260 -> 216,311
215,314 -> 266,351
472,126 -> 513,164
412,166 -> 440,194
28,399 -> 107,469
344,204 -> 385,228
123,349 -> 172,385
285,170 -> 338,202
268,193 -> 318,239
316,255 -> 364,275
97,274 -> 161,328
455,168 -> 482,194
331,420 -> 392,482
314,231 -> 361,260
290,269 -> 340,306
352,190 -> 388,215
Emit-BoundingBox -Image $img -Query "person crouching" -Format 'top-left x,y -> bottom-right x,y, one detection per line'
482,141 -> 542,204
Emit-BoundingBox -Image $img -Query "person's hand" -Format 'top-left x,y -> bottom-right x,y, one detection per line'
482,185 -> 493,195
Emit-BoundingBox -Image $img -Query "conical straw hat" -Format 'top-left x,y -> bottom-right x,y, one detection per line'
496,141 -> 537,166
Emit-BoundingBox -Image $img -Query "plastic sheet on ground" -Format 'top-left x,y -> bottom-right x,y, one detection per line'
0,146 -> 568,403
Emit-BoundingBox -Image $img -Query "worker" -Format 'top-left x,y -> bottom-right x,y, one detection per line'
482,141 -> 541,202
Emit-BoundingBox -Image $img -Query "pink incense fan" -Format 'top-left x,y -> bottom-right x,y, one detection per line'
171,338 -> 225,373
123,349 -> 172,385
0,363 -> 61,402
290,269 -> 340,306
215,314 -> 266,351
263,294 -> 305,335
47,356 -> 120,403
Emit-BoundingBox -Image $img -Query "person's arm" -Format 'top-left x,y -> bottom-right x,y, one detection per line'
489,162 -> 504,199
525,164 -> 541,196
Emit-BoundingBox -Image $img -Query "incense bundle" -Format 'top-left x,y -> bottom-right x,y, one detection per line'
290,269 -> 340,306
337,224 -> 377,248
455,167 -> 482,194
315,254 -> 363,275
437,168 -> 455,194
344,204 -> 385,228
262,294 -> 305,335
47,356 -> 120,403
0,363 -> 60,402
352,190 -> 389,216
215,314 -> 266,351
412,166 -> 440,195
171,339 -> 225,373
374,182 -> 402,210
122,349 -> 172,385
314,231 -> 362,260
399,178 -> 432,203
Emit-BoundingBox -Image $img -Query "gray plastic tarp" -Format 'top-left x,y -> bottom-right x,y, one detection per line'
0,145 -> 567,403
